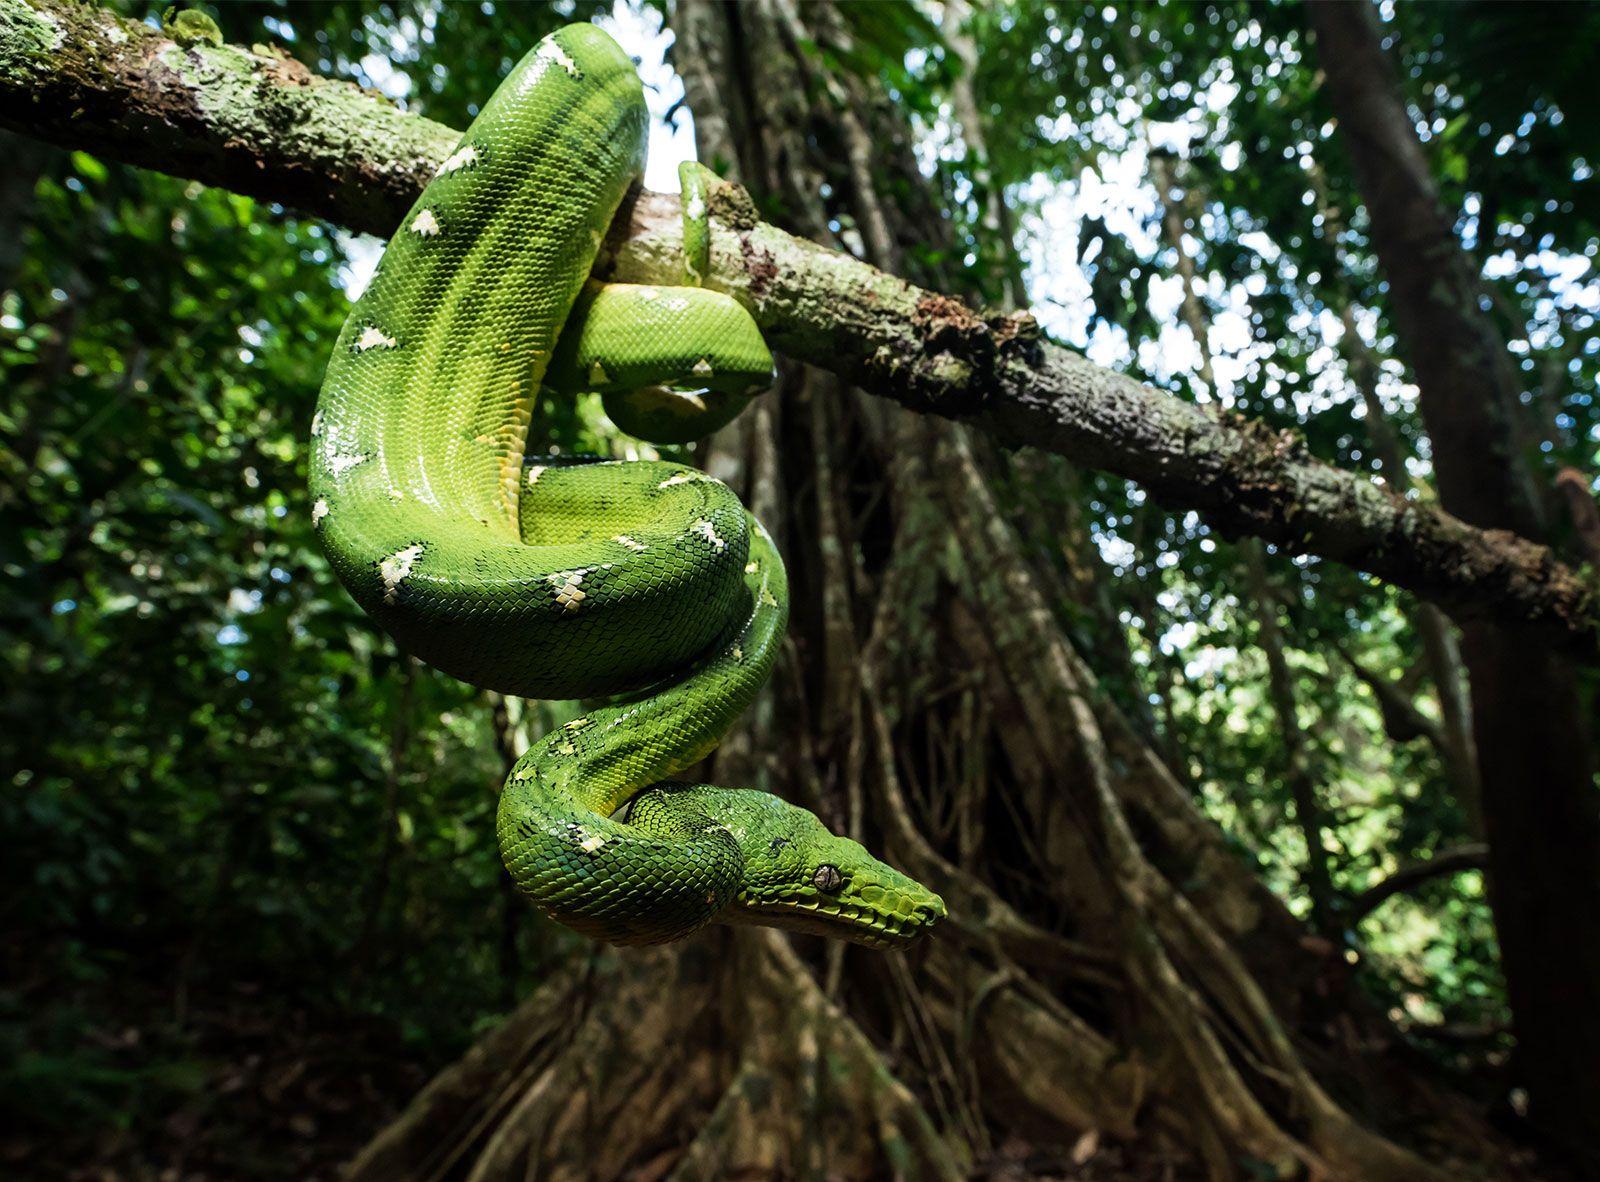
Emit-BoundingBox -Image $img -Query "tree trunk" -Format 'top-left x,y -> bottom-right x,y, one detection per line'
944,0 -> 1029,311
1242,541 -> 1338,934
1309,1 -> 1600,1172
1557,468 -> 1600,566
1310,160 -> 1481,823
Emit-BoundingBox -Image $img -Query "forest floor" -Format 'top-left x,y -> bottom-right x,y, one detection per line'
3,934 -> 1545,1182
4,951 -> 432,1182
5,958 -> 1200,1182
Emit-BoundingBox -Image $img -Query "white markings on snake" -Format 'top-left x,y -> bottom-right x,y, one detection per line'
540,39 -> 581,77
435,144 -> 479,176
607,705 -> 644,729
379,543 -> 424,604
549,570 -> 587,612
410,209 -> 442,237
312,499 -> 330,527
526,465 -> 547,486
327,451 -> 370,476
613,535 -> 647,551
691,358 -> 714,378
692,519 -> 727,552
354,326 -> 397,352
513,40 -> 580,96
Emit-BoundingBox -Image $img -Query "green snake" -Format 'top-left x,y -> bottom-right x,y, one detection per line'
312,23 -> 944,948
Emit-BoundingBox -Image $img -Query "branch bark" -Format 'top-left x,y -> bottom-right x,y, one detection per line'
1,0 -> 1595,658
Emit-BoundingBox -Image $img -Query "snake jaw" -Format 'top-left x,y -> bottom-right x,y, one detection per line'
730,890 -> 946,949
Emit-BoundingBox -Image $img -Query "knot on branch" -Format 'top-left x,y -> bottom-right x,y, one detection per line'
705,176 -> 759,232
1224,411 -> 1311,466
162,7 -> 222,49
254,43 -> 317,88
1202,411 -> 1324,540
911,293 -> 984,344
738,233 -> 777,299
900,296 -> 1043,417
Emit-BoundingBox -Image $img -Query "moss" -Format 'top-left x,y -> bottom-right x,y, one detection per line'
705,174 -> 759,231
0,1 -> 61,73
922,351 -> 973,390
161,6 -> 222,49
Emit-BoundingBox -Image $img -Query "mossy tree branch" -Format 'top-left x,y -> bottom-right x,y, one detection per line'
2,0 -> 1594,658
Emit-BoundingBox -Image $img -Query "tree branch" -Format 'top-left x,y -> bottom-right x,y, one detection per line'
1329,639 -> 1442,750
2,0 -> 1595,658
1347,844 -> 1490,923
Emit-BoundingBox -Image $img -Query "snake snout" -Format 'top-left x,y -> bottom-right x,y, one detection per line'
710,790 -> 945,947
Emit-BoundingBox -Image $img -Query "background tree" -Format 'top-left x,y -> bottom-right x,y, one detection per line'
1308,3 -> 1600,1167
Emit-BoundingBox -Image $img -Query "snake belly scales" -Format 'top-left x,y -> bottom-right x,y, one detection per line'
311,23 -> 944,948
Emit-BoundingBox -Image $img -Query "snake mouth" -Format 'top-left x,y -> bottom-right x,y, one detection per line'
732,893 -> 945,949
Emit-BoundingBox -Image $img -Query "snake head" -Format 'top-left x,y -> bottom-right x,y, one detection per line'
713,791 -> 946,948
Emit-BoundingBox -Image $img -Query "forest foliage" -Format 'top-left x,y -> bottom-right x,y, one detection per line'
1,0 -> 1596,1177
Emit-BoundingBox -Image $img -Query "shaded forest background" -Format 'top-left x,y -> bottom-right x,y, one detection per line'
2,0 -> 1597,1179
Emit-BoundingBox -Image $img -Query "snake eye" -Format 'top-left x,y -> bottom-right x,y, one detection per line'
812,865 -> 843,893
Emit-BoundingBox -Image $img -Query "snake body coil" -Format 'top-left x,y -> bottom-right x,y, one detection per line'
313,24 -> 944,947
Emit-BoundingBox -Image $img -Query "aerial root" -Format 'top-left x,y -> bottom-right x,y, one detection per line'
671,931 -> 963,1181
344,932 -> 965,1182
